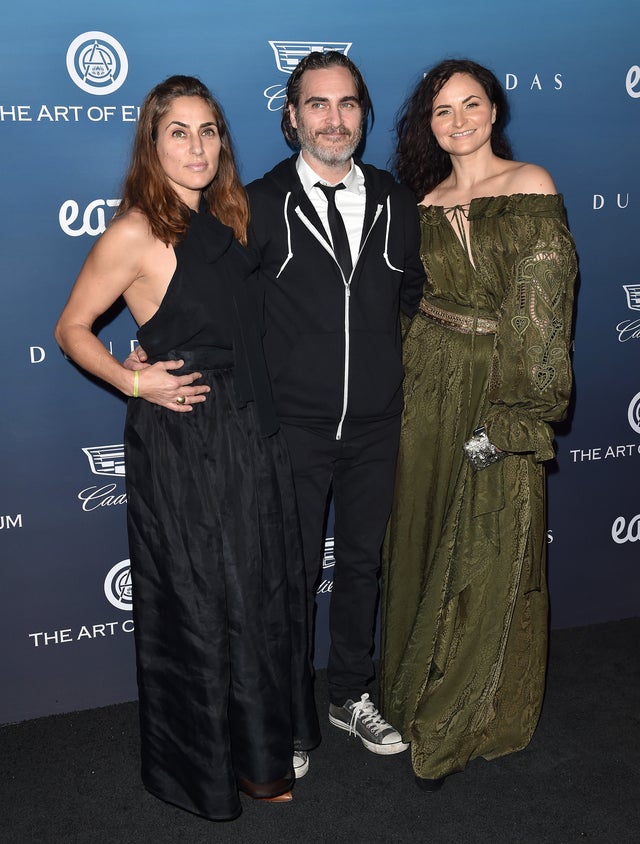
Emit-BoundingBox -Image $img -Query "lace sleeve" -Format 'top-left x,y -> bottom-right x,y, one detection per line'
484,216 -> 577,462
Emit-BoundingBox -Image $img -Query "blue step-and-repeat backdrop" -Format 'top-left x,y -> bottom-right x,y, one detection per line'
1,0 -> 638,724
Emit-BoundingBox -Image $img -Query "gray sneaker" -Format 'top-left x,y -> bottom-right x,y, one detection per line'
328,693 -> 409,755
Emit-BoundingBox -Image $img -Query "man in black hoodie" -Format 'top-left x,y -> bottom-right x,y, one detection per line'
247,51 -> 424,772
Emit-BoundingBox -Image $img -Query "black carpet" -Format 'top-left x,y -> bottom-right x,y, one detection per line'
2,618 -> 639,843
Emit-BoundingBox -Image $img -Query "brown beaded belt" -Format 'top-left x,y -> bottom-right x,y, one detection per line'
419,298 -> 498,335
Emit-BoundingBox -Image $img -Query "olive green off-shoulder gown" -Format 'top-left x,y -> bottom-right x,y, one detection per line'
380,194 -> 577,781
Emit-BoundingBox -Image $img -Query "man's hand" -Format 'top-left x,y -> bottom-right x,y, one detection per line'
123,345 -> 150,371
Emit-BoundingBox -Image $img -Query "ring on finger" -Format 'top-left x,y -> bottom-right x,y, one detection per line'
175,396 -> 186,405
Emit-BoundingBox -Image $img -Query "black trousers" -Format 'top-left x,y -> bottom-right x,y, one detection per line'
280,416 -> 401,706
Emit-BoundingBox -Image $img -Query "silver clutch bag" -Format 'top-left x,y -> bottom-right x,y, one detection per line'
463,426 -> 507,470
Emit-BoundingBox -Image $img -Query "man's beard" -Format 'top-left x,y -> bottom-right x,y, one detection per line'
296,118 -> 362,168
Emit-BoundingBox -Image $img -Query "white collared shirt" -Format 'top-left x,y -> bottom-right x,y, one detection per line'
296,154 -> 366,268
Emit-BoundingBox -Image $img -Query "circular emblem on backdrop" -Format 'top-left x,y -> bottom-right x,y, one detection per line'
66,31 -> 128,95
104,559 -> 133,611
628,391 -> 640,435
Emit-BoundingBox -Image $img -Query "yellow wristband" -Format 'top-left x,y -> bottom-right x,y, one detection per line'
133,370 -> 139,399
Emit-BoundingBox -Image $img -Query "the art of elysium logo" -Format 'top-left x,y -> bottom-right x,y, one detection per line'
104,559 -> 133,610
66,32 -> 128,95
263,41 -> 352,111
83,444 -> 125,477
568,386 -> 640,463
628,392 -> 640,435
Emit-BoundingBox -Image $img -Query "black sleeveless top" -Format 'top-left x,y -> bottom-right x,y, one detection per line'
137,208 -> 278,435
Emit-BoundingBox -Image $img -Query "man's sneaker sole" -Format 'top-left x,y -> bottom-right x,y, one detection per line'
293,752 -> 309,778
328,713 -> 409,755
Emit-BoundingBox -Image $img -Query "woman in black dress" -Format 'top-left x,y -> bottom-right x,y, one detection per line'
55,75 -> 319,820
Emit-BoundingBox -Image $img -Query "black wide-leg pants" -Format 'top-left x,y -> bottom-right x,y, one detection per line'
280,416 -> 401,706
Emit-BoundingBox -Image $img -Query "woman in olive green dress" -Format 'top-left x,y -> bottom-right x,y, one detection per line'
379,59 -> 577,791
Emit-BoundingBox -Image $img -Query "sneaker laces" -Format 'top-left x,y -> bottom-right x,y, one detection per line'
348,693 -> 390,737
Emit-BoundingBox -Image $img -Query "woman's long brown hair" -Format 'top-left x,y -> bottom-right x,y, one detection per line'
116,75 -> 249,245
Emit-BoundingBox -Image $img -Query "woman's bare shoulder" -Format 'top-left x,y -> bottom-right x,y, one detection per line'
86,208 -> 164,275
80,208 -> 167,289
103,207 -> 154,246
501,161 -> 557,195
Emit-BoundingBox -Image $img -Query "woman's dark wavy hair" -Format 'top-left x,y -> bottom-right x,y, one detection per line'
115,75 -> 249,245
393,59 -> 513,200
281,50 -> 373,146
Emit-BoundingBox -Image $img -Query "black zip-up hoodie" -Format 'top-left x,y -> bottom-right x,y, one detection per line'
247,155 -> 425,439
